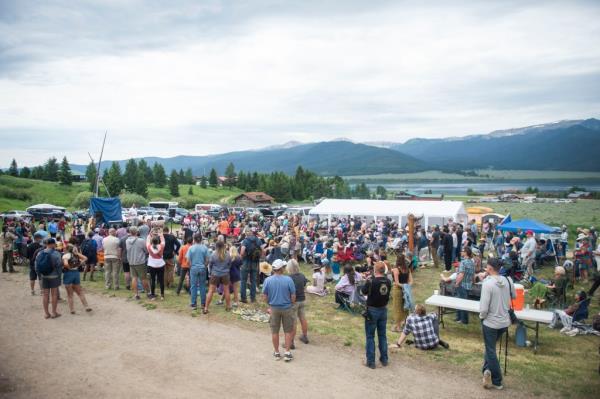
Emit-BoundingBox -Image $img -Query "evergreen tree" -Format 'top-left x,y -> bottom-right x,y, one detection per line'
43,157 -> 59,181
134,169 -> 148,197
184,168 -> 194,184
169,170 -> 180,196
208,168 -> 218,188
236,171 -> 246,190
200,175 -> 208,189
250,172 -> 259,190
85,162 -> 97,191
224,162 -> 236,187
376,185 -> 387,199
58,156 -> 73,185
138,159 -> 153,183
104,161 -> 124,195
187,185 -> 194,195
178,169 -> 185,184
153,163 -> 167,188
19,166 -> 31,179
31,166 -> 44,180
123,159 -> 138,191
8,159 -> 18,177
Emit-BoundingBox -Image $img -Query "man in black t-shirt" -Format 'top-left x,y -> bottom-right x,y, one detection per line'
26,233 -> 44,295
361,261 -> 391,369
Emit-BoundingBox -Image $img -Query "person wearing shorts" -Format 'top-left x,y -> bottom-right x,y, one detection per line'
204,240 -> 232,314
36,238 -> 63,319
61,244 -> 92,315
287,259 -> 309,347
262,259 -> 296,362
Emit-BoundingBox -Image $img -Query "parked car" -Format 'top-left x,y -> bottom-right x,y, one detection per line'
28,208 -> 64,221
73,210 -> 90,220
0,210 -> 33,222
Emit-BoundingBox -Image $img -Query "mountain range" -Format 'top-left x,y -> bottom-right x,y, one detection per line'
71,118 -> 600,176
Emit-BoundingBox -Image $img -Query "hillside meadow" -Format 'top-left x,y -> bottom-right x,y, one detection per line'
0,175 -> 241,211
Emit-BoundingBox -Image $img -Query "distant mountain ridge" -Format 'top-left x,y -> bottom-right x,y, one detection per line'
68,118 -> 600,175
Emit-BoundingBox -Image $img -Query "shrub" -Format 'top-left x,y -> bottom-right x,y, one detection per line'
119,193 -> 148,207
0,185 -> 31,201
71,191 -> 93,209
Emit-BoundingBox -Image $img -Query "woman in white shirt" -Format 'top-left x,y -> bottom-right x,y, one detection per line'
306,264 -> 327,296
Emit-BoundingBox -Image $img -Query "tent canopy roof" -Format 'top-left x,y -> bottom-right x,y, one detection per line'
309,199 -> 468,220
26,203 -> 66,211
497,219 -> 558,234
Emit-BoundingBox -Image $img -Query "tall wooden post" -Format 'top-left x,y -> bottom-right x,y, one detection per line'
408,213 -> 415,253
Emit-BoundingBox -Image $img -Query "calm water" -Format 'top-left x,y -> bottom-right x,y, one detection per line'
367,180 -> 600,195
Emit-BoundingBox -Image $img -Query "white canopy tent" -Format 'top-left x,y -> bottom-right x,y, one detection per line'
26,203 -> 66,211
308,199 -> 468,228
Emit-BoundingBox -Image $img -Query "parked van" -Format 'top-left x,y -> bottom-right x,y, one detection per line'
194,203 -> 222,213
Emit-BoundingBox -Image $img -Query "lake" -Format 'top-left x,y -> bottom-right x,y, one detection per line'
365,180 -> 600,195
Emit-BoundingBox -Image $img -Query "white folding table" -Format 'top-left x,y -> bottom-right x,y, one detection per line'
425,294 -> 554,353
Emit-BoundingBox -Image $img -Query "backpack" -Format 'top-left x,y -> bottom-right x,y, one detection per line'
35,250 -> 55,275
81,239 -> 96,258
246,237 -> 262,261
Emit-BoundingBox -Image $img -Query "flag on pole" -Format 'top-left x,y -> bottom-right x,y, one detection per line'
500,213 -> 511,225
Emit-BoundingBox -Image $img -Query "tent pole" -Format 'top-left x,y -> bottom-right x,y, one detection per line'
94,131 -> 107,198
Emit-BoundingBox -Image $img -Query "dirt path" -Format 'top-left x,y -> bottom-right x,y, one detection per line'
0,273 -> 522,399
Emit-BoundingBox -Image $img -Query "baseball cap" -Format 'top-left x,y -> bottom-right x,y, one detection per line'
46,238 -> 56,245
272,259 -> 286,270
526,230 -> 534,236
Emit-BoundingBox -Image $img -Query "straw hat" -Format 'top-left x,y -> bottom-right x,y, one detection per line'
259,262 -> 272,274
576,233 -> 588,241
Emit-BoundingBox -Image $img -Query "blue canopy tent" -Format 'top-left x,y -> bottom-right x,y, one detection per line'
497,218 -> 560,264
89,197 -> 123,225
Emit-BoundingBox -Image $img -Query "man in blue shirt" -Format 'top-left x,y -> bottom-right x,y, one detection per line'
262,259 -> 296,362
186,233 -> 209,309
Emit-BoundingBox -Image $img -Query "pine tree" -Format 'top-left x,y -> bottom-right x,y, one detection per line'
169,170 -> 180,196
200,175 -> 208,189
134,169 -> 148,197
178,169 -> 185,184
58,156 -> 73,185
85,162 -> 97,191
153,163 -> 167,188
123,159 -> 138,191
224,162 -> 236,187
8,159 -> 18,177
43,157 -> 59,181
208,168 -> 218,188
19,166 -> 31,179
138,159 -> 153,183
104,161 -> 124,195
187,185 -> 194,195
184,168 -> 194,184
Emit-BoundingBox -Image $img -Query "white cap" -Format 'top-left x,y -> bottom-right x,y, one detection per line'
272,259 -> 286,270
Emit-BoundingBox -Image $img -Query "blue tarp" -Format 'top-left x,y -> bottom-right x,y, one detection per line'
89,197 -> 122,225
496,218 -> 558,234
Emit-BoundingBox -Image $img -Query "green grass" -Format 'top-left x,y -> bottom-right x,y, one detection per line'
77,251 -> 599,398
0,175 -> 243,211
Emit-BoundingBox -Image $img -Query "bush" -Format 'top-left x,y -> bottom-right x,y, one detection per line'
119,193 -> 148,207
0,185 -> 31,201
71,191 -> 93,209
173,196 -> 196,209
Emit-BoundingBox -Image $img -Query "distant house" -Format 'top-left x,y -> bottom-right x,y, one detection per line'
70,170 -> 87,182
394,190 -> 443,201
567,191 -> 592,199
234,192 -> 274,207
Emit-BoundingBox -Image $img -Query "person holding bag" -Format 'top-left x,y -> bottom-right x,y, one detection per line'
479,258 -> 516,390
61,243 -> 92,315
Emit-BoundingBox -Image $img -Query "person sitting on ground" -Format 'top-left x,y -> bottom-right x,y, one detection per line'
306,264 -> 327,296
395,304 -> 449,350
335,264 -> 362,306
548,290 -> 589,334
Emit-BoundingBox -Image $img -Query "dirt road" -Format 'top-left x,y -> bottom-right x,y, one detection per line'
0,272 -> 517,399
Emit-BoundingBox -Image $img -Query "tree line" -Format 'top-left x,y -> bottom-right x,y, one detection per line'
2,158 -> 379,203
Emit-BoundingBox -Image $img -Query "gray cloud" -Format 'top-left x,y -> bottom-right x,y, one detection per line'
1,0 -> 599,166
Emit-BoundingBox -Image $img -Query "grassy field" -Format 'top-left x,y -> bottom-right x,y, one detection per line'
0,175 -> 242,211
68,247 -> 600,399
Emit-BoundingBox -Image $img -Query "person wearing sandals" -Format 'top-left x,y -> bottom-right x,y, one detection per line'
204,240 -> 232,314
146,232 -> 166,300
61,244 -> 92,314
36,238 -> 62,319
263,259 -> 296,362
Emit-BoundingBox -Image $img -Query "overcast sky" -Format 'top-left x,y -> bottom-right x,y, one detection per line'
1,0 -> 599,166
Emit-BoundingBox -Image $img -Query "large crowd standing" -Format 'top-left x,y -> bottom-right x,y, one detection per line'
2,207 -> 599,389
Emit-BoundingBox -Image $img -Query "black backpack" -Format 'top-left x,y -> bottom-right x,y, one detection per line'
245,237 -> 262,261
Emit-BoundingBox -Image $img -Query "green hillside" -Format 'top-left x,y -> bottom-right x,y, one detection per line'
0,175 -> 242,212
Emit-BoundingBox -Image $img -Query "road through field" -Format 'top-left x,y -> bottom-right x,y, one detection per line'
0,272 -> 523,399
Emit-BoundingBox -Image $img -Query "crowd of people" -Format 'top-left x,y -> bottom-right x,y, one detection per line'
1,208 -> 599,390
